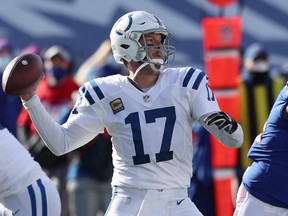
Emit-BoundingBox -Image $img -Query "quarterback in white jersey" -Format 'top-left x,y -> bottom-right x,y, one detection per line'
20,11 -> 243,216
0,124 -> 61,216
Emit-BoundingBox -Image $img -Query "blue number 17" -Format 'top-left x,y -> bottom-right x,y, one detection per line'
125,106 -> 176,165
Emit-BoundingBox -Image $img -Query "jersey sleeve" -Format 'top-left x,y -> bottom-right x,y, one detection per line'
67,80 -> 107,135
184,68 -> 220,120
184,68 -> 243,148
22,81 -> 107,155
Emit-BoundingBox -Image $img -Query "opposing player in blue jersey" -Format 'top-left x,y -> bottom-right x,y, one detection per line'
0,124 -> 61,216
234,82 -> 288,216
19,11 -> 243,215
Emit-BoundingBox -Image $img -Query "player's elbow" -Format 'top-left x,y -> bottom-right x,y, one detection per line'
46,145 -> 66,156
52,150 -> 65,156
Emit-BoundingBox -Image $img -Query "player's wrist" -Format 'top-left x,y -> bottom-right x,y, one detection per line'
20,92 -> 36,101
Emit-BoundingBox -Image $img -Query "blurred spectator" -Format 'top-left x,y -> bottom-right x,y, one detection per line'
20,43 -> 41,55
238,43 -> 283,175
74,39 -> 126,85
270,62 -> 288,97
277,62 -> 288,82
0,37 -> 13,71
242,43 -> 271,82
65,39 -> 121,216
0,37 -> 22,137
17,44 -> 79,216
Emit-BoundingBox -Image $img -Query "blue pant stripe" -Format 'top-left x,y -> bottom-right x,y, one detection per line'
37,179 -> 48,216
28,184 -> 37,216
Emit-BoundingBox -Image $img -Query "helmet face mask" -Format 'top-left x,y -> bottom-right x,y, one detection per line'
138,32 -> 175,67
110,11 -> 175,69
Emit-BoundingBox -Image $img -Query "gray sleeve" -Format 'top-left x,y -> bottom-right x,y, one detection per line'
198,112 -> 243,148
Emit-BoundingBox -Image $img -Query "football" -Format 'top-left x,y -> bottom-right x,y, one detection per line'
2,53 -> 44,96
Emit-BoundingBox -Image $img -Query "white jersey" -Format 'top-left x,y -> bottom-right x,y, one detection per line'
73,67 -> 220,189
23,67 -> 238,189
0,126 -> 44,199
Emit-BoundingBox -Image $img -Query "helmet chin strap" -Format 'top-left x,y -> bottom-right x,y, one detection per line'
132,58 -> 164,81
149,58 -> 164,72
132,62 -> 150,81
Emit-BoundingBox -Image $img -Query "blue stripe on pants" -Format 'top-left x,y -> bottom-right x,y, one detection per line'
28,179 -> 48,216
28,184 -> 37,216
37,179 -> 48,216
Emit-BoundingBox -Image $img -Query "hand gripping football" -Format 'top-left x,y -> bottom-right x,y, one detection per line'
2,53 -> 44,96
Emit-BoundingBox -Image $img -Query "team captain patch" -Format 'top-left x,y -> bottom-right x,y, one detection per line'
110,98 -> 125,114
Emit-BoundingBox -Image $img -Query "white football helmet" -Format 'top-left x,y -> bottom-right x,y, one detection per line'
110,11 -> 175,70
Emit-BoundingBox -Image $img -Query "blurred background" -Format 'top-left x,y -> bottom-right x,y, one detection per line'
0,0 -> 287,70
1,1 -> 288,216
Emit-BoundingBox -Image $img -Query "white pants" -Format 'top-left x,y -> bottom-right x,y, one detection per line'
234,183 -> 288,216
0,175 -> 61,216
104,186 -> 203,216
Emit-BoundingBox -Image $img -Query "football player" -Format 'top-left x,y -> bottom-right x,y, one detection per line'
234,83 -> 288,215
0,124 -> 61,216
19,11 -> 243,215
